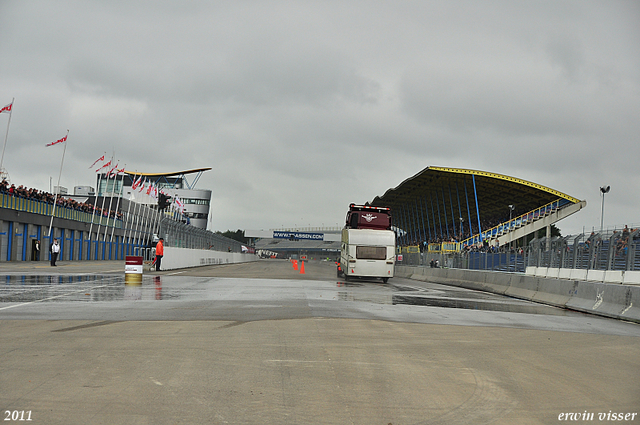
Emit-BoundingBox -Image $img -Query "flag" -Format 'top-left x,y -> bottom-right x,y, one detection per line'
0,102 -> 12,114
138,178 -> 146,192
45,135 -> 67,147
106,163 -> 119,178
89,155 -> 105,169
175,196 -> 184,214
149,183 -> 158,201
96,160 -> 112,172
131,175 -> 141,190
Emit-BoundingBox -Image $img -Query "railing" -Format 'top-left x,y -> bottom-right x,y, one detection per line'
461,198 -> 572,248
0,192 -> 122,228
159,218 -> 245,252
527,228 -> 640,271
428,243 -> 441,252
395,227 -> 640,273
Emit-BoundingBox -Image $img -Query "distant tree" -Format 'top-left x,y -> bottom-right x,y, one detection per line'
216,229 -> 248,244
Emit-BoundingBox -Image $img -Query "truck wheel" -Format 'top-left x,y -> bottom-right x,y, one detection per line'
382,277 -> 389,284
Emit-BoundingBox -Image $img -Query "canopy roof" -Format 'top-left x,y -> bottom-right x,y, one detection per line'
123,167 -> 211,177
371,166 -> 581,224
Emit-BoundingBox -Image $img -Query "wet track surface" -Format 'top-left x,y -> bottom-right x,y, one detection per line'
1,264 -> 638,336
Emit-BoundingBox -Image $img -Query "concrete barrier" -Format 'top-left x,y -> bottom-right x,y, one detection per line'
504,274 -> 539,300
623,271 -> 640,285
161,247 -> 258,271
558,268 -> 572,280
535,267 -> 548,277
586,270 -> 606,282
546,268 -> 560,279
569,268 -> 588,281
396,265 -> 640,324
604,270 -> 624,284
531,278 -> 576,307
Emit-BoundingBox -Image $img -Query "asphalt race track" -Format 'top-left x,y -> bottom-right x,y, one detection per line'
1,259 -> 639,424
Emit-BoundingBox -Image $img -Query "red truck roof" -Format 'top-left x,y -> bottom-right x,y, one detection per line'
345,204 -> 392,230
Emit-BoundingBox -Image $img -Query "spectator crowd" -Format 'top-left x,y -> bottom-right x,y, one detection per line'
1,179 -> 123,220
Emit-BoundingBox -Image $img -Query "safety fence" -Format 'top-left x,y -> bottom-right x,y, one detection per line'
396,226 -> 640,274
159,218 -> 244,252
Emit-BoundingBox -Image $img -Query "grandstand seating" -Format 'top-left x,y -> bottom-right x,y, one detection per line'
460,198 -> 577,249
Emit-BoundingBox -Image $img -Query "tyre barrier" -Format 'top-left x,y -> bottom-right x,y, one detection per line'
396,265 -> 640,323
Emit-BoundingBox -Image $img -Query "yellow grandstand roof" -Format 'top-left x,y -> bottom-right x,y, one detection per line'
123,167 -> 211,178
371,166 -> 581,223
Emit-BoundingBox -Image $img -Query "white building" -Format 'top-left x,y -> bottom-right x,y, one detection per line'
98,167 -> 212,230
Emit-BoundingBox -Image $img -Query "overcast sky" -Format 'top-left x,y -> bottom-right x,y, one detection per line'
1,1 -> 638,235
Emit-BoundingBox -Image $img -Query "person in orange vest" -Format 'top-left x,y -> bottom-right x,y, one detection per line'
155,238 -> 164,271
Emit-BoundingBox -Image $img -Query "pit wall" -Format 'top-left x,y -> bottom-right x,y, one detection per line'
395,265 -> 640,324
160,247 -> 258,271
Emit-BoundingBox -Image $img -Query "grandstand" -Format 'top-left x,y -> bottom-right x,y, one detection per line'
370,166 -> 586,251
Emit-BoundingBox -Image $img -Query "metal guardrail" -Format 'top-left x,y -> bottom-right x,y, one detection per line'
158,218 -> 245,252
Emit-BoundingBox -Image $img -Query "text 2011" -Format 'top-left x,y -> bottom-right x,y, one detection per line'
4,411 -> 32,421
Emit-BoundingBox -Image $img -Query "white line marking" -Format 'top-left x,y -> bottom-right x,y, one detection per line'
0,284 -> 113,311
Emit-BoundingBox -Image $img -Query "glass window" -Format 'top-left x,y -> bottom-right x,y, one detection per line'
356,246 -> 386,260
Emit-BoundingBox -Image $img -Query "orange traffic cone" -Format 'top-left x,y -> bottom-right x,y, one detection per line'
299,260 -> 305,274
293,260 -> 298,270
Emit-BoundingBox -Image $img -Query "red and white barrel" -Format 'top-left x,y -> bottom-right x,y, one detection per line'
125,256 -> 143,285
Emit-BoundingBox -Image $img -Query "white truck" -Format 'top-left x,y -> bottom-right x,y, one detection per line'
338,204 -> 396,283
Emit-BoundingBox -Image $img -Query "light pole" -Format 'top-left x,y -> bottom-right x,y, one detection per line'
508,205 -> 515,249
600,186 -> 610,233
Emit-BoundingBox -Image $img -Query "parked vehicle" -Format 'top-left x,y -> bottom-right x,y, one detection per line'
338,204 -> 395,283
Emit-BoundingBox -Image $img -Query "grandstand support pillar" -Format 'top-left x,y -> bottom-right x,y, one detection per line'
472,174 -> 482,242
571,234 -> 582,269
546,225 -> 551,252
607,232 -> 617,271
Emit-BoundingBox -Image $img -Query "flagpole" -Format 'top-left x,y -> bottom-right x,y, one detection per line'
87,152 -> 106,259
123,172 -> 137,255
132,201 -> 142,254
125,172 -> 141,254
103,161 -> 118,244
135,202 -> 147,250
87,171 -> 102,259
141,186 -> 153,248
153,188 -> 163,240
0,98 -> 14,175
94,155 -> 113,257
131,179 -> 145,254
48,130 -> 69,239
110,166 -> 125,244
